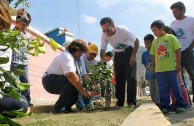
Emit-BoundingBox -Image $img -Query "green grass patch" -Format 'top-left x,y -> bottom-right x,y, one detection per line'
16,97 -> 149,126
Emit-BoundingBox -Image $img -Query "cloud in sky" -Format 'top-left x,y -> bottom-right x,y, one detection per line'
93,0 -> 121,8
92,0 -> 194,15
131,0 -> 194,15
82,14 -> 97,25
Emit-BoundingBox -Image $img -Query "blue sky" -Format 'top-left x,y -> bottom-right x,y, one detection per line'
11,0 -> 194,50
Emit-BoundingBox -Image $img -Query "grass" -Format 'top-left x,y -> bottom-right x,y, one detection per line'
16,97 -> 150,126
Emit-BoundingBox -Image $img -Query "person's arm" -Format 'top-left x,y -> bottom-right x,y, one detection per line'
100,34 -> 108,61
65,72 -> 91,98
130,38 -> 139,66
80,55 -> 89,81
187,18 -> 194,51
100,49 -> 106,61
187,40 -> 194,51
151,55 -> 155,73
142,53 -> 148,69
175,49 -> 181,72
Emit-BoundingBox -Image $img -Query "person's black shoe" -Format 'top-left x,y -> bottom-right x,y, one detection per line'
55,107 -> 77,114
128,103 -> 136,110
28,103 -> 33,107
115,103 -> 124,109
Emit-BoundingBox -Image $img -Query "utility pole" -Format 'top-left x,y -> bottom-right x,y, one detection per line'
76,0 -> 80,38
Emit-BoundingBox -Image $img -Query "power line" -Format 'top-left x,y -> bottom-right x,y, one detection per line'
76,0 -> 80,38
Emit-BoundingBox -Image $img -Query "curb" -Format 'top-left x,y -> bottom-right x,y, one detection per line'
29,105 -> 55,113
120,102 -> 172,126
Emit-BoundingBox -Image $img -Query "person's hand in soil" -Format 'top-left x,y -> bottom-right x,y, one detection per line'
82,90 -> 92,99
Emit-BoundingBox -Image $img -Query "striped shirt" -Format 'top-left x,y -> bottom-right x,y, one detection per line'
12,29 -> 29,65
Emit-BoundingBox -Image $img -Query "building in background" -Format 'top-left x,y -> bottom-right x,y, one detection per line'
136,46 -> 146,97
136,46 -> 146,81
44,27 -> 74,46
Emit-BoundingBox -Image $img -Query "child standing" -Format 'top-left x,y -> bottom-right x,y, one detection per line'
164,26 -> 191,110
104,51 -> 114,107
150,20 -> 185,114
11,13 -> 33,106
142,34 -> 160,106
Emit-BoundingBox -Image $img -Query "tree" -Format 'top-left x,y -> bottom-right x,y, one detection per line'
0,1 -> 60,125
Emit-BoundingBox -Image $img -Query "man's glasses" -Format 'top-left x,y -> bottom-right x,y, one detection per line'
102,26 -> 111,33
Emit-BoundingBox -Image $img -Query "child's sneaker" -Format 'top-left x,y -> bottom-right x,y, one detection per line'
186,104 -> 192,111
176,107 -> 186,114
161,108 -> 169,115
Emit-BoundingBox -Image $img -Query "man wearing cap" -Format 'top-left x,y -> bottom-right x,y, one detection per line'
11,12 -> 33,106
100,17 -> 139,108
81,42 -> 99,71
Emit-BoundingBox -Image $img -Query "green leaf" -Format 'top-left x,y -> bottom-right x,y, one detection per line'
0,46 -> 10,52
12,68 -> 25,76
14,0 -> 23,8
0,114 -> 7,124
0,67 -> 6,73
26,51 -> 35,56
0,56 -> 9,64
20,39 -> 27,43
34,46 -> 39,57
0,39 -> 3,43
10,30 -> 19,35
3,72 -> 17,86
0,89 -> 6,99
27,45 -> 35,50
8,109 -> 29,118
37,46 -> 46,53
9,89 -> 20,100
29,41 -> 39,45
50,38 -> 59,51
0,81 -> 5,89
7,118 -> 22,126
17,83 -> 30,93
36,36 -> 42,41
39,41 -> 45,47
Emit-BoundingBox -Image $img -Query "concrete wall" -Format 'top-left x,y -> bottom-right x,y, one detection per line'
27,29 -> 62,104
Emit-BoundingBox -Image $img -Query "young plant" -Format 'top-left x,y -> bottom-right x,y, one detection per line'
83,62 -> 113,110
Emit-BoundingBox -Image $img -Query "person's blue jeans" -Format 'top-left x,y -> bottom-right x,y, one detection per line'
156,71 -> 185,110
76,94 -> 92,110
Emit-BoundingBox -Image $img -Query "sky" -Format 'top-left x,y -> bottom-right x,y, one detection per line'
10,0 -> 194,50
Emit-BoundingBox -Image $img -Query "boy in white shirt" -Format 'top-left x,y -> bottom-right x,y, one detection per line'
170,1 -> 194,102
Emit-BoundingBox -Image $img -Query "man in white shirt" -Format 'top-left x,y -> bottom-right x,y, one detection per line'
170,1 -> 194,102
100,17 -> 139,108
42,39 -> 91,113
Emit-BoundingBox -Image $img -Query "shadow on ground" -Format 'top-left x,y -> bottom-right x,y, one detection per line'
165,106 -> 194,126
